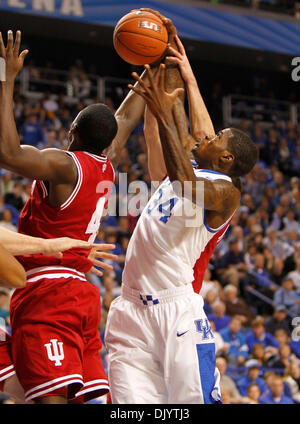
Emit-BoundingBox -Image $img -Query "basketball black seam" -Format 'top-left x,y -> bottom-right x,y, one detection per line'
116,35 -> 165,58
116,30 -> 168,44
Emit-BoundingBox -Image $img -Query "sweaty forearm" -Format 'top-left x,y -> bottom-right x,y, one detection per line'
165,66 -> 191,151
157,111 -> 195,185
105,70 -> 147,168
144,106 -> 167,182
186,76 -> 215,138
0,226 -> 47,256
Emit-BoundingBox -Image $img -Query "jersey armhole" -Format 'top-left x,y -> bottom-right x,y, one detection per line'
203,209 -> 235,233
59,152 -> 83,211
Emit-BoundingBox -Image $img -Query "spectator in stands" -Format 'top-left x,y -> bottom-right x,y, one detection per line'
101,273 -> 121,299
264,305 -> 291,336
44,130 -> 61,149
20,113 -> 44,147
220,388 -> 232,404
203,289 -> 219,315
0,171 -> 14,197
215,239 -> 246,287
274,328 -> 290,347
242,383 -> 262,404
200,268 -> 222,300
284,210 -> 300,233
236,365 -> 268,397
42,94 -> 59,113
264,226 -> 294,260
246,318 -> 279,354
210,320 -> 225,356
274,278 -> 300,316
99,292 -> 114,332
247,342 -> 274,369
0,209 -> 17,232
207,301 -> 231,331
295,2 -> 300,19
269,257 -> 286,286
244,241 -> 257,272
242,193 -> 256,215
74,72 -> 91,100
260,375 -> 294,404
249,252 -> 278,293
287,259 -> 300,289
292,148 -> 300,175
284,362 -> 300,403
0,196 -> 19,227
223,284 -> 255,326
220,316 -> 249,366
216,357 -> 243,404
266,343 -> 299,369
290,323 -> 300,359
0,290 -> 9,321
270,204 -> 285,231
4,182 -> 25,211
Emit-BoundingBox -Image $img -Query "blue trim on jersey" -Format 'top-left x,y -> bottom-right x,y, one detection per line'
191,160 -> 198,169
203,209 -> 231,234
196,343 -> 218,404
203,209 -> 219,233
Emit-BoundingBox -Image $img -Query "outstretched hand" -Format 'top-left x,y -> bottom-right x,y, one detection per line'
0,30 -> 28,82
138,8 -> 178,66
128,64 -> 184,123
138,8 -> 177,42
87,244 -> 118,277
165,35 -> 195,84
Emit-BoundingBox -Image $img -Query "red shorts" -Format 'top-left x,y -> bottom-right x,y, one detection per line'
0,330 -> 16,392
10,266 -> 109,403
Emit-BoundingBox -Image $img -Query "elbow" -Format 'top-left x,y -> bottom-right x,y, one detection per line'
0,147 -> 16,165
193,130 -> 207,141
10,268 -> 26,289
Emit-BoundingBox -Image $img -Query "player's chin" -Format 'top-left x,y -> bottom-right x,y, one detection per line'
191,143 -> 203,158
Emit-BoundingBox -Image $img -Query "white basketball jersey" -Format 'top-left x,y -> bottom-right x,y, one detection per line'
122,169 -> 232,293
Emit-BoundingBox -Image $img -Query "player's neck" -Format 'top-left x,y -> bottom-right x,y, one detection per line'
195,160 -> 227,175
68,145 -> 102,156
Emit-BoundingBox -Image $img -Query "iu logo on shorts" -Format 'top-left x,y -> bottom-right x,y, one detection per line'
44,339 -> 64,366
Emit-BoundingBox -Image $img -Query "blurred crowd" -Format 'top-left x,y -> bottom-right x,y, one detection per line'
1,63 -> 300,404
207,0 -> 300,17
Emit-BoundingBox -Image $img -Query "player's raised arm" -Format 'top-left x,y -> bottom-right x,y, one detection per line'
144,105 -> 167,183
129,65 -> 241,213
0,31 -> 77,184
104,69 -> 147,170
0,243 -> 26,288
140,8 -> 194,153
166,35 -> 215,140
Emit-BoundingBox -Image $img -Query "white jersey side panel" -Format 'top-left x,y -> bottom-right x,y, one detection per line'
122,169 -> 232,293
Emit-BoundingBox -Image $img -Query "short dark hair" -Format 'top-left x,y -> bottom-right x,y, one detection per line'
75,104 -> 118,152
227,128 -> 258,177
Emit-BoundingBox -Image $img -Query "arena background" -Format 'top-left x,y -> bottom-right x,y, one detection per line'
0,0 -> 300,405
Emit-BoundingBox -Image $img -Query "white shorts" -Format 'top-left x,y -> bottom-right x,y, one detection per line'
105,283 -> 221,404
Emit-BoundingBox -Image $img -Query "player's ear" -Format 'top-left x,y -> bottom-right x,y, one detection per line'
219,150 -> 234,169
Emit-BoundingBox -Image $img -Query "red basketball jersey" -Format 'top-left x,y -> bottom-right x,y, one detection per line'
17,151 -> 114,273
192,220 -> 231,294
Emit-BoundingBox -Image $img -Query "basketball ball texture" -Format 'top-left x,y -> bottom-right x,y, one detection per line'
113,11 -> 168,65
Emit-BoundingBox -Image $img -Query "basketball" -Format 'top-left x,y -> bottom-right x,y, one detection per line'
113,10 -> 168,66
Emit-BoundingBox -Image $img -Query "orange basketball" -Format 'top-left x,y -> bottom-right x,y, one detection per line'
113,10 -> 168,66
